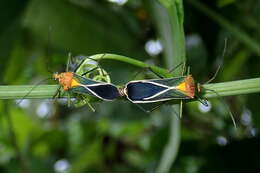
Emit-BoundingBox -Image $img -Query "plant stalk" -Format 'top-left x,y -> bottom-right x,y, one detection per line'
0,78 -> 260,99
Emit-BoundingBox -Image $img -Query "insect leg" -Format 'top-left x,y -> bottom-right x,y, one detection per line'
67,91 -> 72,107
74,54 -> 108,78
147,67 -> 164,78
53,85 -> 61,99
168,61 -> 185,74
66,52 -> 73,72
80,67 -> 99,76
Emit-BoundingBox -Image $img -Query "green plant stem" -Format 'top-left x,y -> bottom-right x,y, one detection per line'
1,56 -> 260,100
1,78 -> 260,99
0,85 -> 59,99
202,77 -> 260,98
89,54 -> 172,78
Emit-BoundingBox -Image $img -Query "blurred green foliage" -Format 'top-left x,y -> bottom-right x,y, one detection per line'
0,0 -> 260,173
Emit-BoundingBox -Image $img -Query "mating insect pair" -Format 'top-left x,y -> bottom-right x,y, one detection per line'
51,54 -> 236,127
54,55 -> 201,111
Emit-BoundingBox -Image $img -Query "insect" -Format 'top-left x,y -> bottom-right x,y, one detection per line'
119,57 -> 236,127
19,54 -> 120,110
119,69 -> 236,126
53,54 -> 120,102
53,71 -> 120,101
120,39 -> 227,107
121,74 -> 198,104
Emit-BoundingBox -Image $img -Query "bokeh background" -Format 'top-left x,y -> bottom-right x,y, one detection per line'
1,0 -> 260,172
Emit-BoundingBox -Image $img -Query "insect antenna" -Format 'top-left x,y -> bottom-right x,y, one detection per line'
203,87 -> 237,128
205,38 -> 228,84
204,64 -> 221,84
18,26 -> 65,108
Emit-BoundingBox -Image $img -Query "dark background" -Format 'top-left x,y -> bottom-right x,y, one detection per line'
0,0 -> 260,172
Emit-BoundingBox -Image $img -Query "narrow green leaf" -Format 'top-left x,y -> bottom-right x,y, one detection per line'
188,0 -> 260,56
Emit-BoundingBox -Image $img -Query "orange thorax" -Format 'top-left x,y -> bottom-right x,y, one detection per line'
53,72 -> 74,91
